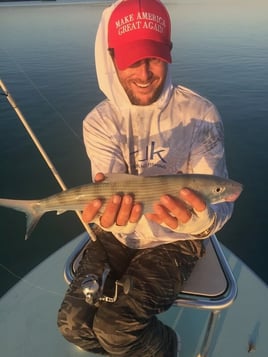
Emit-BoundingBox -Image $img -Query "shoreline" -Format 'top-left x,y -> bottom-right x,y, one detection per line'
0,0 -> 112,7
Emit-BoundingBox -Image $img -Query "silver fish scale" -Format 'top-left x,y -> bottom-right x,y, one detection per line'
0,174 -> 242,240
39,174 -> 236,214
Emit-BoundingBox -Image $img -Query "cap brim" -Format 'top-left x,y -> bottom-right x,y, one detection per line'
113,39 -> 172,70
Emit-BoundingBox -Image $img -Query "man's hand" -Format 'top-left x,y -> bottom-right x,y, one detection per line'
145,188 -> 211,233
82,173 -> 142,228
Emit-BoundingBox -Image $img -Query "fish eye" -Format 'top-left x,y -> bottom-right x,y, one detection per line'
214,186 -> 225,194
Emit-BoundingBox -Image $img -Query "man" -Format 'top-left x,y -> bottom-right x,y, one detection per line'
58,0 -> 233,356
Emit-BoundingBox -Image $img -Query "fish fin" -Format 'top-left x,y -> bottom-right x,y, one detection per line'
25,212 -> 43,240
104,173 -> 141,182
0,198 -> 43,240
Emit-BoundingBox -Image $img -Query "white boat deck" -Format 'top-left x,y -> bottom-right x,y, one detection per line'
0,235 -> 267,357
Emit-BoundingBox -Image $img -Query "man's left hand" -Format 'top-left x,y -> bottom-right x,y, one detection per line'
145,188 -> 209,231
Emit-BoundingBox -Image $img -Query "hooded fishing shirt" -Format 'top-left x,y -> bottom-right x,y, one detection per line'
83,1 -> 233,249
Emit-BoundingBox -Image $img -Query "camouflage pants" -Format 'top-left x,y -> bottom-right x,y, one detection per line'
57,228 -> 203,356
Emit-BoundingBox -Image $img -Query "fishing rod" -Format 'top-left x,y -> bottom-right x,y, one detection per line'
0,79 -> 96,241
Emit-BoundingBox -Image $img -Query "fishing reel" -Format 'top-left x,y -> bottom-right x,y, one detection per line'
81,263 -> 132,305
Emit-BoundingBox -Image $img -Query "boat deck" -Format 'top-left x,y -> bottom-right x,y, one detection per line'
0,235 -> 267,357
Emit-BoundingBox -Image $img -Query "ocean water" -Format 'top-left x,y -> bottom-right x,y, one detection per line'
0,0 -> 267,296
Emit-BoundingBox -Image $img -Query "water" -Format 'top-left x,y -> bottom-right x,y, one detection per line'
0,0 -> 267,296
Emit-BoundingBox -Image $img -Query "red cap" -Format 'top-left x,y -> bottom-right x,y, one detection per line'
108,0 -> 172,70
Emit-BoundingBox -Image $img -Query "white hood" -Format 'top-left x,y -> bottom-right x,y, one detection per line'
94,0 -> 173,110
86,2 -> 232,248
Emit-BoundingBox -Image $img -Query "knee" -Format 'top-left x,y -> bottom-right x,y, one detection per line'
57,301 -> 94,343
57,307 -> 78,342
57,297 -> 97,340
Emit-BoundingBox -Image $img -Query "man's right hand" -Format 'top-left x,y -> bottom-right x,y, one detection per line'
82,172 -> 142,228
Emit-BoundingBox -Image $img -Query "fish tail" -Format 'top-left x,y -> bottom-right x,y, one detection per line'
0,198 -> 43,240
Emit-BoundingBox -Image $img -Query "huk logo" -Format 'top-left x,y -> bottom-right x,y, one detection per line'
130,141 -> 167,169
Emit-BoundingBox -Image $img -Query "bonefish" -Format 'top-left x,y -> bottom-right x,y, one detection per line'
0,173 -> 243,240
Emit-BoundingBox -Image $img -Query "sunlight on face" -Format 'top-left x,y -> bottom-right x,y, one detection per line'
114,58 -> 168,106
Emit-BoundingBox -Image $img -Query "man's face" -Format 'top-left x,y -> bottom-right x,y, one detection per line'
114,58 -> 168,106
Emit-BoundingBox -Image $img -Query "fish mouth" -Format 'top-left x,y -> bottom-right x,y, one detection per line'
225,188 -> 243,202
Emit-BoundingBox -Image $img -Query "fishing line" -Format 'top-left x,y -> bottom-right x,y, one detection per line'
0,78 -> 98,296
0,51 -> 98,296
0,47 -> 84,146
0,263 -> 62,297
0,80 -> 96,241
0,263 -> 85,301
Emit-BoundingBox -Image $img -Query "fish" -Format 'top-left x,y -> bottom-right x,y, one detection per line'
0,173 -> 243,240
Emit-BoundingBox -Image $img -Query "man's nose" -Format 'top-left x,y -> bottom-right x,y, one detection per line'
138,60 -> 153,80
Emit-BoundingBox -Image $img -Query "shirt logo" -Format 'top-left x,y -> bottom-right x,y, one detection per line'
130,141 -> 167,170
